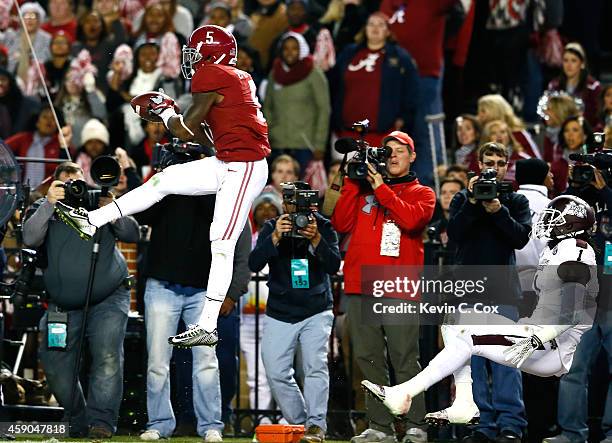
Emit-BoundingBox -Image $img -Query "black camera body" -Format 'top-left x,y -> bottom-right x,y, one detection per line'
472,168 -> 514,201
0,249 -> 41,308
62,179 -> 99,210
152,138 -> 213,170
569,133 -> 612,187
281,182 -> 319,239
334,120 -> 391,180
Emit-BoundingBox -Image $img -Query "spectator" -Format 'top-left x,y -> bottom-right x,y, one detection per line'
514,158 -> 552,295
379,0 -> 457,187
264,32 -> 330,173
250,181 -> 341,443
549,115 -> 594,195
262,154 -> 300,196
5,104 -> 70,186
319,0 -> 373,54
54,50 -> 107,148
24,162 -> 139,439
107,40 -> 181,147
237,44 -> 265,92
248,0 -> 288,69
240,192 -> 282,419
132,3 -> 181,47
331,131 -> 435,443
43,31 -> 72,100
540,93 -> 580,166
0,67 -> 41,139
2,2 -> 51,87
447,142 -> 531,443
93,0 -> 130,45
477,119 -> 532,184
130,120 -> 169,177
477,94 -> 542,159
453,114 -> 480,168
75,118 -> 113,186
427,177 -> 463,253
597,84 -> 612,131
41,0 -> 78,42
135,193 -> 251,443
444,164 -> 469,187
203,2 -> 252,46
331,12 -> 419,149
71,11 -> 114,89
547,42 -> 601,128
132,0 -> 193,42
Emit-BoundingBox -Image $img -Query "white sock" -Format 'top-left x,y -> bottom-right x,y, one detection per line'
452,364 -> 475,405
199,297 -> 223,331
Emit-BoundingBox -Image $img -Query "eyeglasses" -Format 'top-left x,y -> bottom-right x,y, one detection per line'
483,160 -> 509,168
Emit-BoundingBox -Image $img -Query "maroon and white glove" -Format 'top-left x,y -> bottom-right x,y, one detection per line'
148,92 -> 176,116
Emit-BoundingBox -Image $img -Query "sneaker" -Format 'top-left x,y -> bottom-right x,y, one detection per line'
361,380 -> 412,417
402,428 -> 428,443
494,430 -> 521,443
140,430 -> 164,441
299,425 -> 325,443
462,431 -> 493,443
168,324 -> 218,347
55,201 -> 97,240
204,429 -> 223,442
350,428 -> 397,443
425,402 -> 480,426
88,425 -> 113,439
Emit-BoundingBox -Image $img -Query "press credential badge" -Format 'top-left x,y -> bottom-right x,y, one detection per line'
380,220 -> 400,257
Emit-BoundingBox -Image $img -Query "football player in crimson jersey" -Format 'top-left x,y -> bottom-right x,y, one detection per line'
362,195 -> 599,426
55,25 -> 270,347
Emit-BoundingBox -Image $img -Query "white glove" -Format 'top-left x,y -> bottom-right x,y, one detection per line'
83,72 -> 96,93
503,335 -> 543,368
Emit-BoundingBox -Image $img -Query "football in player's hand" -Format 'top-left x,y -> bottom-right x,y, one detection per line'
130,91 -> 179,123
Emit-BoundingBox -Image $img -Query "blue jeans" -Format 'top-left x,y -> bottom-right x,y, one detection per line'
411,74 -> 443,188
472,305 -> 527,438
557,311 -> 612,441
216,305 -> 239,423
261,310 -> 334,431
144,278 -> 222,437
39,287 -> 130,435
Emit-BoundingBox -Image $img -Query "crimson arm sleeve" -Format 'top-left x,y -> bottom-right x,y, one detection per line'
331,178 -> 361,234
373,184 -> 436,232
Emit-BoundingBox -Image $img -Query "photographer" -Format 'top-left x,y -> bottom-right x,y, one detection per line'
249,182 -> 341,443
447,142 -> 531,443
547,149 -> 612,443
331,131 -> 435,443
22,162 -> 139,439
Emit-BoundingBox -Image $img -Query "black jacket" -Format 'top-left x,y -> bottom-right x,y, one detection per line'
249,212 -> 341,323
136,194 -> 251,302
447,190 -> 531,305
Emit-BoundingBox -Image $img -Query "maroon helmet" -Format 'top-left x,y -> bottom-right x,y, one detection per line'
532,195 -> 595,240
181,25 -> 237,79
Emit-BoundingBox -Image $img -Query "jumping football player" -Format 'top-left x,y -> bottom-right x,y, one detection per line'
55,25 -> 270,347
362,195 -> 599,425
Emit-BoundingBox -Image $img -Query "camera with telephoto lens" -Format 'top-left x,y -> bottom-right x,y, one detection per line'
62,179 -> 91,208
471,168 -> 514,201
334,120 -> 391,180
281,182 -> 319,239
152,138 -> 214,170
568,132 -> 612,187
0,249 -> 41,309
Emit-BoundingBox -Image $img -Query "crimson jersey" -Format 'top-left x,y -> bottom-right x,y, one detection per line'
191,64 -> 271,162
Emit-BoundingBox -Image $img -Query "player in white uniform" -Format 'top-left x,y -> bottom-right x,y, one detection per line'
362,195 -> 599,425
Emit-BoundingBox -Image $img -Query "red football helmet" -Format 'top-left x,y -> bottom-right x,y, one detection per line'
181,25 -> 237,79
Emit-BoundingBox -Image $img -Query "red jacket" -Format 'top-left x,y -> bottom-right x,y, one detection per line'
331,174 -> 436,295
5,131 -> 66,180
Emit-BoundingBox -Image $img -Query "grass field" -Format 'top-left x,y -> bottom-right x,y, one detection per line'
12,438 -> 351,443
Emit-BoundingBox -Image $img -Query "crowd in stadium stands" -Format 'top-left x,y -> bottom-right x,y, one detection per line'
1,0 -> 612,442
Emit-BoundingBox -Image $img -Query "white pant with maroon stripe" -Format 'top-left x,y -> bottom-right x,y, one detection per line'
88,156 -> 268,305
